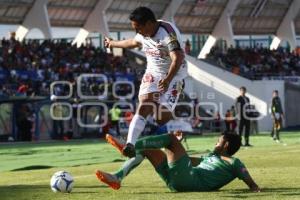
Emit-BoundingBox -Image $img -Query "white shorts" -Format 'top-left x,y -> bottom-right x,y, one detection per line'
138,73 -> 185,111
274,113 -> 281,120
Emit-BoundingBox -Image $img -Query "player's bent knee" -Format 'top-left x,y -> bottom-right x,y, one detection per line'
136,103 -> 156,117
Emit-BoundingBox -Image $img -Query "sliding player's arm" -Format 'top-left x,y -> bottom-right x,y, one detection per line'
242,174 -> 261,192
234,159 -> 261,192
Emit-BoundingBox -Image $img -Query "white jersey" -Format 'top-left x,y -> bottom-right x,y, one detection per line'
134,20 -> 188,79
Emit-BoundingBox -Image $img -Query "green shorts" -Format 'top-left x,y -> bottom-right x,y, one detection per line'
155,154 -> 197,192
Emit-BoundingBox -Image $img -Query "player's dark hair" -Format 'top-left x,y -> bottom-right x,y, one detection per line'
273,90 -> 278,94
222,132 -> 241,156
129,7 -> 156,25
240,86 -> 246,91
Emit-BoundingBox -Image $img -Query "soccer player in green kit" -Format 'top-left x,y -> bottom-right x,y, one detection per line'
96,132 -> 260,192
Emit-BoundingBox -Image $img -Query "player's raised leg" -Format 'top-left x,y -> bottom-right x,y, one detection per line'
122,93 -> 159,158
96,149 -> 167,190
96,150 -> 163,189
95,153 -> 144,190
95,170 -> 121,190
135,133 -> 187,163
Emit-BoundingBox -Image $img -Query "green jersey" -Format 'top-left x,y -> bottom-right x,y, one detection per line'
194,152 -> 250,191
109,107 -> 121,121
156,153 -> 250,192
271,96 -> 283,114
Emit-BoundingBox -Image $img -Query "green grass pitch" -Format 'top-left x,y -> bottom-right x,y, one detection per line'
0,132 -> 300,200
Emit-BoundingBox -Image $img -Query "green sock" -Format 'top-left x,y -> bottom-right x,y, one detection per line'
114,154 -> 144,181
135,134 -> 171,150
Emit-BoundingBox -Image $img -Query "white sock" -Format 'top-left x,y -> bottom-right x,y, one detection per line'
126,114 -> 146,145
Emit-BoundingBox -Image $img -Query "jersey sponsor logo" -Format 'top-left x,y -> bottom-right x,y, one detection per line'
148,39 -> 163,48
144,48 -> 169,58
171,89 -> 178,96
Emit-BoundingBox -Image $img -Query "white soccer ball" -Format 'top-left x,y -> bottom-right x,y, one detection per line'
50,171 -> 74,193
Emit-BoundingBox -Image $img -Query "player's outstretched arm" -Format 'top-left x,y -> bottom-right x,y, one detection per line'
104,37 -> 141,49
242,175 -> 261,192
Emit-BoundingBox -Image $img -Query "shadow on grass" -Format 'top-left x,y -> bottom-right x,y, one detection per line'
0,184 -> 99,195
11,165 -> 53,171
131,187 -> 300,197
0,185 -> 48,189
221,187 -> 300,198
71,191 -> 99,194
75,185 -> 108,189
0,185 -> 51,196
112,158 -> 126,162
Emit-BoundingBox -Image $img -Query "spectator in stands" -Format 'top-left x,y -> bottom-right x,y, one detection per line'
206,46 -> 300,80
270,90 -> 284,142
214,111 -> 221,132
0,37 -> 136,98
0,85 -> 9,98
249,105 -> 259,135
235,86 -> 252,146
51,95 -> 65,139
70,97 -> 80,139
185,39 -> 191,55
191,115 -> 203,134
225,110 -> 231,132
230,105 -> 237,131
17,83 -> 28,96
124,110 -> 134,125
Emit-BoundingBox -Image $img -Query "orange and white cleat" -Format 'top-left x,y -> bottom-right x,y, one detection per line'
95,170 -> 121,190
105,134 -> 125,154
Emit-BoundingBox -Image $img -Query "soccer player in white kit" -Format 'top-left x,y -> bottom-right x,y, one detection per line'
104,7 -> 187,158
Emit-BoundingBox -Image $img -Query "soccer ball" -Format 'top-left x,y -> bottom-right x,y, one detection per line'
50,171 -> 74,193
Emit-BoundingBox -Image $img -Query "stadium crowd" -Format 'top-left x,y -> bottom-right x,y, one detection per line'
0,35 -> 141,141
0,35 -> 269,142
206,45 -> 300,80
0,35 -> 138,99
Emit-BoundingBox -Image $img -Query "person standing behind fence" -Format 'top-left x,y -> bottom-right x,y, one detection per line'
109,105 -> 122,136
230,105 -> 237,132
270,90 -> 284,142
225,110 -> 231,132
16,104 -> 33,141
235,86 -> 251,146
249,105 -> 260,135
51,95 -> 65,140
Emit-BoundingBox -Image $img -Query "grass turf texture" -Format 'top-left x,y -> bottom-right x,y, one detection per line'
0,132 -> 300,200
